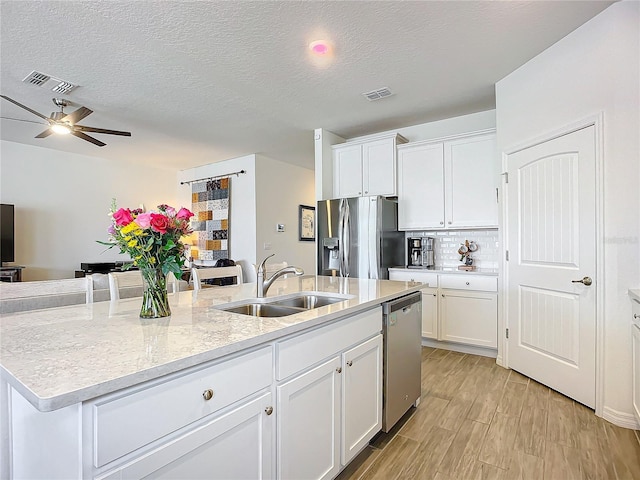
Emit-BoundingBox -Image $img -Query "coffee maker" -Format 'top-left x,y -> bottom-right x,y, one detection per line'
407,237 -> 435,269
407,238 -> 423,268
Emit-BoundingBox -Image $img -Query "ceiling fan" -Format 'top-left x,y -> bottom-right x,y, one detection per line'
0,95 -> 131,147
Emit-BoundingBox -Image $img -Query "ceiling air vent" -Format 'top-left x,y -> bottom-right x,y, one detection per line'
362,87 -> 393,101
22,71 -> 78,94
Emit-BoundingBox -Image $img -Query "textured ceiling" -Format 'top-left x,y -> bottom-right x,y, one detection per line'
0,1 -> 614,171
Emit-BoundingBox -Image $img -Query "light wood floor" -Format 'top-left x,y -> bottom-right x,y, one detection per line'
338,347 -> 640,480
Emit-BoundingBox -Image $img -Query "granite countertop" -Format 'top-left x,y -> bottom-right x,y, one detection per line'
629,289 -> 640,303
0,276 -> 420,412
389,266 -> 499,276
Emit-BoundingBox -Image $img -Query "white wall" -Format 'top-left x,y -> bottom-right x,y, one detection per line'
349,110 -> 496,143
496,2 -> 640,426
0,141 -> 177,280
177,155 -> 258,280
255,155 -> 316,280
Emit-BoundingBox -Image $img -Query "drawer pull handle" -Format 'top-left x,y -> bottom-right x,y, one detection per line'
202,389 -> 214,401
347,360 -> 353,367
465,281 -> 470,286
265,406 -> 274,416
635,314 -> 640,320
336,367 -> 342,374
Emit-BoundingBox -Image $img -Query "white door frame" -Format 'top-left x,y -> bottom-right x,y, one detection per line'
499,113 -> 604,416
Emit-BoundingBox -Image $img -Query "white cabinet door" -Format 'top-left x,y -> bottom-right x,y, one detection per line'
440,290 -> 497,348
341,335 -> 382,466
333,144 -> 363,198
397,143 -> 445,230
97,392 -> 274,480
421,288 -> 438,340
363,138 -> 396,196
444,133 -> 498,228
277,357 -> 341,480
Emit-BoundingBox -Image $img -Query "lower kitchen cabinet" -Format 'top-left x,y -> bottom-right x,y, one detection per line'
277,357 -> 342,480
342,335 -> 383,465
97,392 -> 274,480
631,295 -> 640,425
440,289 -> 497,348
421,287 -> 438,340
389,270 -> 497,350
276,308 -> 383,480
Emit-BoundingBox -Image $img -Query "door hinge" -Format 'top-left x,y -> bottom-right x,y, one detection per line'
501,172 -> 509,183
505,250 -> 509,261
506,328 -> 509,339
496,187 -> 499,203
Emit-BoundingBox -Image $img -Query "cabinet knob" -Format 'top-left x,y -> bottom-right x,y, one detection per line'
466,281 -> 470,286
202,389 -> 214,401
336,367 -> 342,373
433,293 -> 437,297
358,192 -> 362,195
441,294 -> 445,298
440,221 -> 444,225
364,191 -> 368,194
448,221 -> 452,225
347,360 -> 353,367
265,406 -> 274,416
634,314 -> 640,319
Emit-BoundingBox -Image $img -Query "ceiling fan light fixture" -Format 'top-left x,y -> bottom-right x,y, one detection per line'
51,123 -> 71,135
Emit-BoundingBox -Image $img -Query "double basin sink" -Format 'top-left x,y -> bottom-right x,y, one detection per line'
216,292 -> 353,317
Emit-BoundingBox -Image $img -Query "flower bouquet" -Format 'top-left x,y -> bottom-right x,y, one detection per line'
100,200 -> 194,318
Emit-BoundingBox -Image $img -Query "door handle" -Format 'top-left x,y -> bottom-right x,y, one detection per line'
572,276 -> 592,286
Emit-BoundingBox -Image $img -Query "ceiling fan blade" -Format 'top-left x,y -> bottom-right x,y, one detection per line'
35,128 -> 54,138
0,116 -> 48,125
62,106 -> 93,124
74,125 -> 131,136
0,95 -> 50,121
71,130 -> 106,147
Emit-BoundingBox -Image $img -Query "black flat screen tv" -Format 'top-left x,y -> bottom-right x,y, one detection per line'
1,204 -> 15,263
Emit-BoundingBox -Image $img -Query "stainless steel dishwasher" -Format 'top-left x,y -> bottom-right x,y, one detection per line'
382,291 -> 422,432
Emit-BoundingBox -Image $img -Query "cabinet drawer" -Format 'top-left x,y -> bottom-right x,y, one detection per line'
388,270 -> 438,287
92,346 -> 273,468
276,307 -> 382,381
439,274 -> 497,292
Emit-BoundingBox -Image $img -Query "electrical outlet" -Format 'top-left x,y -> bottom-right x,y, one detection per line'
264,242 -> 272,250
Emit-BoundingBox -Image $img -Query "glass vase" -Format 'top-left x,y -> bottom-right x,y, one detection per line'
139,266 -> 171,319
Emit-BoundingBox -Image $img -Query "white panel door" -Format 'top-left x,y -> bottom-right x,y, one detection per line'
362,138 -> 396,196
277,357 -> 341,480
333,145 -> 362,198
397,143 -> 445,230
507,126 -> 596,408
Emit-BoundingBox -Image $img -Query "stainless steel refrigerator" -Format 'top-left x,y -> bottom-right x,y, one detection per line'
317,196 -> 404,279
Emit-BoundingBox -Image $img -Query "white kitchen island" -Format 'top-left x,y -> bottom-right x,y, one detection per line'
0,276 -> 420,480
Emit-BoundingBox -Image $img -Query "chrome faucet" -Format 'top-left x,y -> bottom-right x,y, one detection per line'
256,254 -> 304,298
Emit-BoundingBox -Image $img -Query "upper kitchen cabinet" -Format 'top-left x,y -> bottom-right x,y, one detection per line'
398,131 -> 498,230
332,134 -> 407,198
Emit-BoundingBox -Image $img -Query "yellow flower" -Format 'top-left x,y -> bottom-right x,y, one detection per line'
128,239 -> 138,247
149,257 -> 156,264
121,222 -> 142,235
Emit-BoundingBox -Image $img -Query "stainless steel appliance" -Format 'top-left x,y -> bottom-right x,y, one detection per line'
317,197 -> 404,279
382,292 -> 422,432
407,236 -> 435,269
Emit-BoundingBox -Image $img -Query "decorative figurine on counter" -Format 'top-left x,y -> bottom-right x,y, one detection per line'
458,240 -> 478,270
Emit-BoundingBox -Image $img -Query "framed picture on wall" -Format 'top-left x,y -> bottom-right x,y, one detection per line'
298,205 -> 315,241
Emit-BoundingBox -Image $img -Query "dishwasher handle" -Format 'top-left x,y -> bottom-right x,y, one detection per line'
382,292 -> 421,315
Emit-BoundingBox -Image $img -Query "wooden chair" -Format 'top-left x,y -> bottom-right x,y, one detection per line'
0,277 -> 94,314
191,265 -> 244,291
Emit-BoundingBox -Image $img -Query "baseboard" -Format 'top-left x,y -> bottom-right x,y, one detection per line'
421,338 -> 497,359
602,406 -> 640,430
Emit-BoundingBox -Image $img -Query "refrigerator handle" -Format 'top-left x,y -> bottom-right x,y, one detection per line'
339,198 -> 350,277
369,198 -> 379,279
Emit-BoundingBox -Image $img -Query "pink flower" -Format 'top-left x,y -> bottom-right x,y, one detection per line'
107,225 -> 116,235
134,213 -> 152,229
164,206 -> 176,216
150,213 -> 170,233
113,208 -> 133,226
176,207 -> 194,220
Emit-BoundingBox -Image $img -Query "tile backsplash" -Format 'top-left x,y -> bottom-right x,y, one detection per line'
405,229 -> 499,269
